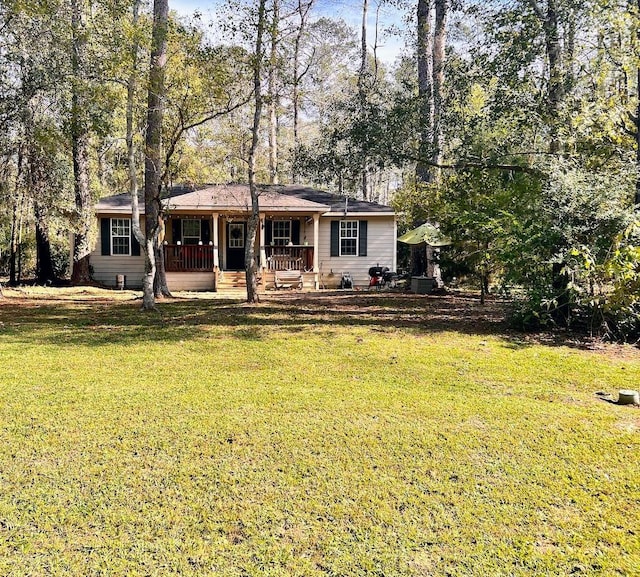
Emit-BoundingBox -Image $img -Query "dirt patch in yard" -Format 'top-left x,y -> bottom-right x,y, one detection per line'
259,290 -> 509,333
265,291 -> 640,361
1,286 -> 639,360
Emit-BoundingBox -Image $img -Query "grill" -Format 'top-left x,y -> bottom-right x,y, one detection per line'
368,266 -> 397,289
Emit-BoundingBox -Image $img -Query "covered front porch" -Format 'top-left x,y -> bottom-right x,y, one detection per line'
162,212 -> 322,290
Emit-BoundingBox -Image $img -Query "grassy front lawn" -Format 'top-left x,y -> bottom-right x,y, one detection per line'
0,289 -> 638,576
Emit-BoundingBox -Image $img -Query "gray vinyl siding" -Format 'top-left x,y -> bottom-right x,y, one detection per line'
90,255 -> 145,288
318,216 -> 396,287
91,217 -> 145,288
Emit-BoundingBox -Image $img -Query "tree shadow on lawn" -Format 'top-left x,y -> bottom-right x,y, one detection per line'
0,290 -> 623,353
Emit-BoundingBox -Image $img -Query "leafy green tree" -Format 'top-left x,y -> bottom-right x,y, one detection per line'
601,221 -> 640,340
163,31 -> 252,186
0,0 -> 73,285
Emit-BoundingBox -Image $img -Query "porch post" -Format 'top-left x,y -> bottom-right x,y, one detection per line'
212,213 -> 220,269
313,213 -> 320,289
392,216 -> 398,272
259,215 -> 267,269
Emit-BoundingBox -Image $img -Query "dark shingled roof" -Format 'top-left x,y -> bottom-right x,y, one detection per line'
96,184 -> 394,215
95,192 -> 143,213
267,185 -> 394,214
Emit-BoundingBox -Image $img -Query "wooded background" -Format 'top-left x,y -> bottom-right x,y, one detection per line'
0,0 -> 638,335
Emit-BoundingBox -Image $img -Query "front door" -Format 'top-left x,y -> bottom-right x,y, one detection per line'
226,221 -> 246,270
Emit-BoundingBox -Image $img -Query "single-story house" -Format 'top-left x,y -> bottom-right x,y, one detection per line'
91,184 -> 397,291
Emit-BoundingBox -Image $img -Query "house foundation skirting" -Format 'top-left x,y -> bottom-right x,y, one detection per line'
165,271 -> 216,292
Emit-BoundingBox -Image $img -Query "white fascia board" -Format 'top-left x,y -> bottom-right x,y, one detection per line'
96,209 -> 136,216
321,211 -> 396,218
165,205 -> 329,214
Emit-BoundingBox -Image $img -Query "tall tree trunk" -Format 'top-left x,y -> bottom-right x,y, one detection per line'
153,217 -> 171,297
9,194 -> 19,286
27,137 -> 58,285
127,0 -> 171,300
268,0 -> 279,185
431,0 -> 447,171
291,0 -> 314,183
416,0 -> 434,185
292,25 -> 301,184
359,0 -> 368,93
17,192 -> 26,284
34,201 -> 56,284
70,0 -> 92,284
359,0 -> 369,200
565,5 -> 576,92
528,0 -> 564,153
128,0 -> 145,256
545,0 -> 564,154
246,0 -> 268,304
142,0 -> 169,310
9,148 -> 23,286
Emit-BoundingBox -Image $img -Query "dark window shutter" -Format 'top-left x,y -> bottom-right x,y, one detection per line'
330,220 -> 339,257
265,220 -> 273,244
292,219 -> 300,244
131,222 -> 141,256
201,219 -> 211,244
358,220 -> 368,257
172,219 -> 181,244
101,218 -> 111,255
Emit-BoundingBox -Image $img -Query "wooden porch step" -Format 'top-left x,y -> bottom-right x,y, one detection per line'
218,271 -> 247,289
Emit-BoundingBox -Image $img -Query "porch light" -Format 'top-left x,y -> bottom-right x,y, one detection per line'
198,241 -> 203,245
177,241 -> 181,245
209,241 -> 213,245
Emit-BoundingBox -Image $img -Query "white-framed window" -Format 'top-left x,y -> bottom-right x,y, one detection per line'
340,220 -> 358,256
272,220 -> 291,245
229,223 -> 244,248
182,219 -> 201,245
111,218 -> 131,255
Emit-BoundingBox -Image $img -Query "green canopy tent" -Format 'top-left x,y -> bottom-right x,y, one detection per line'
398,223 -> 451,279
397,222 -> 451,247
